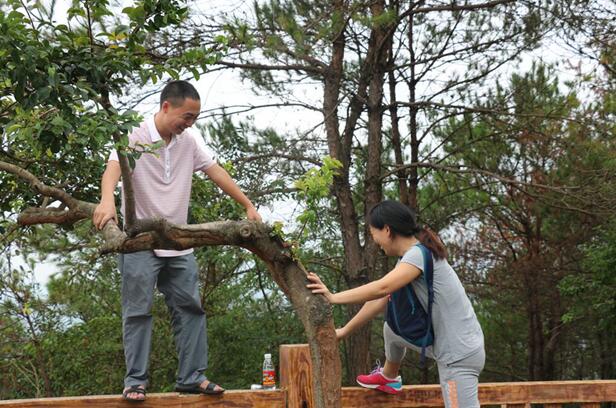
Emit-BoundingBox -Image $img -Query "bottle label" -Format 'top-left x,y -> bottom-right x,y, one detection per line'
262,370 -> 276,387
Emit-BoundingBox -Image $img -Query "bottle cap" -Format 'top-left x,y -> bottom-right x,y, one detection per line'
264,353 -> 271,359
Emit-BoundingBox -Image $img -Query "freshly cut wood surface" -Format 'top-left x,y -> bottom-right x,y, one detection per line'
280,344 -> 315,408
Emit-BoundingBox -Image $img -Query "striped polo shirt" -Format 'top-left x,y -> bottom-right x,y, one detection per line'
109,116 -> 216,257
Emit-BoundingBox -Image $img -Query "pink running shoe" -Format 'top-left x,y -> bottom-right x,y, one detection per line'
356,365 -> 402,395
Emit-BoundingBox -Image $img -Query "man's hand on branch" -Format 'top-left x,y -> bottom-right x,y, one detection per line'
93,200 -> 118,230
246,205 -> 262,222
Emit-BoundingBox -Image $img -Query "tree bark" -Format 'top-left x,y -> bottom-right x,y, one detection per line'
388,46 -> 410,206
321,0 -> 373,382
407,8 -> 419,212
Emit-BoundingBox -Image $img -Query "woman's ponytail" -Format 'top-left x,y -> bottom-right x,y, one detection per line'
416,226 -> 447,260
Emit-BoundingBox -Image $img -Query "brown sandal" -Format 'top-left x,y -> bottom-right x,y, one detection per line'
122,385 -> 146,402
175,381 -> 225,395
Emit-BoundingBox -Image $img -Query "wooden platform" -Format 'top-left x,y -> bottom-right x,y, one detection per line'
2,345 -> 615,407
2,381 -> 615,407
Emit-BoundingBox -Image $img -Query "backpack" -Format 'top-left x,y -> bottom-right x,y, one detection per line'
385,243 -> 435,365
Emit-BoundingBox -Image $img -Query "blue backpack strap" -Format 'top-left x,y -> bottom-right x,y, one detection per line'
416,243 -> 434,366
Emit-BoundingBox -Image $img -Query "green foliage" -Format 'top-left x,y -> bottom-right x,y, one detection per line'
0,0 -> 225,212
45,316 -> 125,396
270,221 -> 286,240
122,0 -> 189,32
294,156 -> 342,234
560,219 -> 616,329
206,262 -> 306,388
426,61 -> 616,380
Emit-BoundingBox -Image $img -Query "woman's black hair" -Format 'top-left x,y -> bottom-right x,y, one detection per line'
368,200 -> 447,260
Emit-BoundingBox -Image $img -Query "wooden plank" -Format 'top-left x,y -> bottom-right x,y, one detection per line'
1,381 -> 614,407
279,344 -> 314,408
0,389 -> 286,407
341,385 -> 444,407
339,381 -> 616,407
478,381 -> 616,404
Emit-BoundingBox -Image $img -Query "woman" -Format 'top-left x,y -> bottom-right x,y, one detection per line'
306,200 -> 484,408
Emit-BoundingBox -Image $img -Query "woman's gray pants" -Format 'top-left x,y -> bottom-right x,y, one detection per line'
384,322 -> 485,408
119,251 -> 208,388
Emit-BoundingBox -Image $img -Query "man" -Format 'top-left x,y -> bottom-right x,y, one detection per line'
93,80 -> 261,402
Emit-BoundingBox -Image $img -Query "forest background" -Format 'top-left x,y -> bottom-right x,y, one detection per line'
0,0 -> 614,400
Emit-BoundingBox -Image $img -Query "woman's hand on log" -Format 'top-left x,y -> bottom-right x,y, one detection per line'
306,272 -> 335,303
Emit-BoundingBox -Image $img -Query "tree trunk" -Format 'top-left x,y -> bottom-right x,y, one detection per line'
407,9 -> 419,212
388,51 -> 410,206
321,0 -> 373,381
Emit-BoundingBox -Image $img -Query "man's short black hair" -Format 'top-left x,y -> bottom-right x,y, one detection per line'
160,80 -> 200,107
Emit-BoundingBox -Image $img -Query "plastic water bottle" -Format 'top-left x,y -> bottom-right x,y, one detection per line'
262,353 -> 276,390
